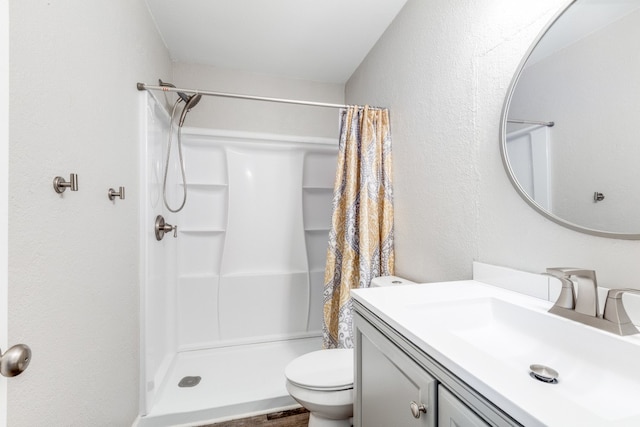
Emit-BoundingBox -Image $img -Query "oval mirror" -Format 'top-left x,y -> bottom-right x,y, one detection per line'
500,0 -> 640,239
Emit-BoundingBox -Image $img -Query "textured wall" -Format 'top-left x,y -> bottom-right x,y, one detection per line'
9,0 -> 171,424
173,63 -> 344,139
346,0 -> 640,289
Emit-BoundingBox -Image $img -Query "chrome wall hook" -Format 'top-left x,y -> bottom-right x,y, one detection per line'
53,173 -> 78,194
108,186 -> 125,201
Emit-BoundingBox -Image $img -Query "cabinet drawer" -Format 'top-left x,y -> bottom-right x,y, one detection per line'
439,385 -> 490,427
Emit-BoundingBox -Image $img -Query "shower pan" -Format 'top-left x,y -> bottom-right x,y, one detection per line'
138,92 -> 337,426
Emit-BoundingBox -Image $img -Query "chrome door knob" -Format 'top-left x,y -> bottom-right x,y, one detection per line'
409,400 -> 427,418
0,344 -> 32,377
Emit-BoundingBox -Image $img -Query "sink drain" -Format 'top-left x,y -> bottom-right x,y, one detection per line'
178,376 -> 201,388
529,364 -> 558,384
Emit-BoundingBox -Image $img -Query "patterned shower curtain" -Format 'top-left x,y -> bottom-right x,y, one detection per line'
322,105 -> 395,349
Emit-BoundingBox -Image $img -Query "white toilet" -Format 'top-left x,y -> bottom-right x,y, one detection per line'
284,276 -> 414,427
285,348 -> 354,427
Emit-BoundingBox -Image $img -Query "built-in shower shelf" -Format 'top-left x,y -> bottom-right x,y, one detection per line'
302,185 -> 333,231
179,228 -> 226,234
219,271 -> 309,278
304,227 -> 330,232
302,186 -> 333,191
178,273 -> 219,280
180,182 -> 228,188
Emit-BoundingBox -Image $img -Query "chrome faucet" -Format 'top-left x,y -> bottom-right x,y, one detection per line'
544,267 -> 639,336
545,268 -> 599,317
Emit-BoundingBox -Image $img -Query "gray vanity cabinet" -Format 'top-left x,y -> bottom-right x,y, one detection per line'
353,302 -> 520,427
356,311 -> 436,426
438,386 -> 490,427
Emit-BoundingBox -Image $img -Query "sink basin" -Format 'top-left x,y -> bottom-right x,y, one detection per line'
408,297 -> 640,422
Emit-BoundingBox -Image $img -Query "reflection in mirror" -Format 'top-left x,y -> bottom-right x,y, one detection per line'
502,0 -> 640,238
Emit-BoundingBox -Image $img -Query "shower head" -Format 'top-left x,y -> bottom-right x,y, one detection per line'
158,79 -> 193,104
178,93 -> 202,127
158,79 -> 202,127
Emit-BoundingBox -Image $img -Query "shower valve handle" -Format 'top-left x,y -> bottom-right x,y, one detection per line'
155,215 -> 177,241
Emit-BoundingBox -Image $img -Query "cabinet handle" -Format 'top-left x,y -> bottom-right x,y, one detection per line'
410,401 -> 427,418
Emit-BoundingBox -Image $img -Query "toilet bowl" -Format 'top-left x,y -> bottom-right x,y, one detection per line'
284,275 -> 415,426
285,348 -> 354,427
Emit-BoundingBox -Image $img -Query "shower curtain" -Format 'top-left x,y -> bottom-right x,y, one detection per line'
322,105 -> 395,349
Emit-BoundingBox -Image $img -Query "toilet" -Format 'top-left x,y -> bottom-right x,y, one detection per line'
284,276 -> 414,427
285,348 -> 354,427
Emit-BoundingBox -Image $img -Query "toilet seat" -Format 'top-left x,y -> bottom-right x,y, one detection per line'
285,349 -> 354,391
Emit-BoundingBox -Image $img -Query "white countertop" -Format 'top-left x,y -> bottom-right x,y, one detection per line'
352,280 -> 640,427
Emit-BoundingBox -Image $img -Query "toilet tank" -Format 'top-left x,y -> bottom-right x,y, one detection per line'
370,275 -> 416,288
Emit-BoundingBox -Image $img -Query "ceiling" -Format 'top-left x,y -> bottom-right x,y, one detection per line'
144,0 -> 409,84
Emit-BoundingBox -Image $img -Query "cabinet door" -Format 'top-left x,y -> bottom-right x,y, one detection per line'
355,317 -> 436,427
438,385 -> 490,427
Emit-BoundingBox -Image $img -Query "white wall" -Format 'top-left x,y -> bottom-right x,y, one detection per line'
173,63 -> 344,139
346,0 -> 640,290
9,0 -> 171,425
509,9 -> 640,233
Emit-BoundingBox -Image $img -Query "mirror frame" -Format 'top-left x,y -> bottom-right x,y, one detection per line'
499,0 -> 640,240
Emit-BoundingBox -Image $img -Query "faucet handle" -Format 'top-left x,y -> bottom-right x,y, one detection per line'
545,267 -> 572,279
546,267 -> 599,316
545,268 -> 596,280
542,271 -> 576,309
602,289 -> 640,335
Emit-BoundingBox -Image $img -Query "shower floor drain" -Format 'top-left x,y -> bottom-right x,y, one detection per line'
178,376 -> 202,388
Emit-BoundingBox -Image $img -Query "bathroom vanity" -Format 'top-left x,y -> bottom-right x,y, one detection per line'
351,264 -> 640,427
353,293 -> 514,427
354,303 -> 503,427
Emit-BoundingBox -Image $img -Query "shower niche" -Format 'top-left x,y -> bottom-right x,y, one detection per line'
140,92 -> 337,425
176,132 -> 336,349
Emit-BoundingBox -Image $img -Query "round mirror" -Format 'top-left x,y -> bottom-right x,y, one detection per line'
500,0 -> 640,239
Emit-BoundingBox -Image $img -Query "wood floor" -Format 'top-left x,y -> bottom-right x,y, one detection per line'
200,408 -> 309,427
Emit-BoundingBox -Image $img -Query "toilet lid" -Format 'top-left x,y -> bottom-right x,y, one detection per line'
285,349 -> 354,391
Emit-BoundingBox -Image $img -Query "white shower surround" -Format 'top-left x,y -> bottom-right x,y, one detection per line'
139,93 -> 337,425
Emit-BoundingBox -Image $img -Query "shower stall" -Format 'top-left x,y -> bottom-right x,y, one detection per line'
138,91 -> 337,426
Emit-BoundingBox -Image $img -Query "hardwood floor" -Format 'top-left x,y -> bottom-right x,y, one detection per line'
200,408 -> 309,427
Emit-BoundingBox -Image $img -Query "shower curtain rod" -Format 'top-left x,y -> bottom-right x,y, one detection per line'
137,82 -> 350,110
507,119 -> 554,127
